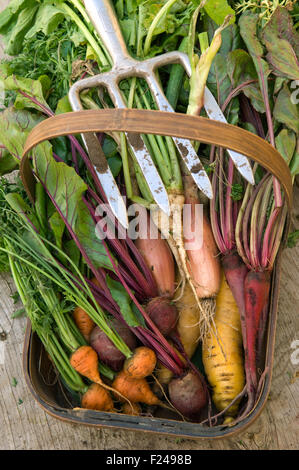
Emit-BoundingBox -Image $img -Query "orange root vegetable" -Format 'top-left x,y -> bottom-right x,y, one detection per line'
70,345 -> 102,384
70,346 -> 133,406
72,307 -> 95,341
135,214 -> 175,298
184,196 -> 221,300
145,297 -> 178,336
123,346 -> 157,379
122,402 -> 142,416
81,383 -> 114,412
112,371 -> 160,405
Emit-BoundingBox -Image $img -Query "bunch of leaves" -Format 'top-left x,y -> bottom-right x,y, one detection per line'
238,8 -> 299,170
203,6 -> 298,150
114,0 -> 195,58
0,0 -> 87,56
1,20 -> 88,110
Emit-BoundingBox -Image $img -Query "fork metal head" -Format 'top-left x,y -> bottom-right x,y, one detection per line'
69,49 -> 214,200
70,0 -> 254,228
69,51 -> 190,109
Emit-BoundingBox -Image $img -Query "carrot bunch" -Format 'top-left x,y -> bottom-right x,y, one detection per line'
70,340 -> 161,414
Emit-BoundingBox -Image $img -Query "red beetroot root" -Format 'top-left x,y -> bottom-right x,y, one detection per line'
168,371 -> 208,421
145,297 -> 178,336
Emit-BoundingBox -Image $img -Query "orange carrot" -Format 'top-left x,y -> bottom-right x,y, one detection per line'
70,345 -> 133,406
81,383 -> 114,412
112,371 -> 160,405
70,345 -> 102,384
72,306 -> 95,341
122,402 -> 142,416
123,346 -> 157,379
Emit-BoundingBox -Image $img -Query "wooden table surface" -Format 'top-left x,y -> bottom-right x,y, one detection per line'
0,2 -> 298,449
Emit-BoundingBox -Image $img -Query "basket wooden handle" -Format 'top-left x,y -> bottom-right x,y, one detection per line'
20,108 -> 293,213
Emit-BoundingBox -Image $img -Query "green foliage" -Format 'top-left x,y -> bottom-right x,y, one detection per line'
275,129 -> 296,166
32,150 -> 114,270
107,276 -> 144,328
262,7 -> 299,80
203,0 -> 235,26
0,149 -> 18,176
1,21 -> 87,109
231,183 -> 244,201
0,107 -> 45,159
273,84 -> 299,133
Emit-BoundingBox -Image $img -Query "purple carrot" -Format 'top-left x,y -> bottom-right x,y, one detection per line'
244,269 -> 271,389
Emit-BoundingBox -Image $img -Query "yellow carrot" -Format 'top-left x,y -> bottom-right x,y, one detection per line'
202,273 -> 245,420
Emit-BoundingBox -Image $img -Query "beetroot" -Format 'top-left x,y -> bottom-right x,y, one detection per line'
145,297 -> 178,336
90,318 -> 137,371
168,371 -> 208,421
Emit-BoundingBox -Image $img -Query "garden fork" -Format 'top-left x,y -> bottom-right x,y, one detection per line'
69,0 -> 254,228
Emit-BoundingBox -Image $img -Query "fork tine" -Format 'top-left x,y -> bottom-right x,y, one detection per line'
108,85 -> 170,215
161,52 -> 255,185
69,80 -> 130,228
145,74 -> 214,199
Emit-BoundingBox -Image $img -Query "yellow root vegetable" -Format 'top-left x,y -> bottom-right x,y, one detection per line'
202,274 -> 245,420
176,282 -> 201,359
154,340 -> 186,390
152,277 -> 208,398
154,283 -> 201,389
